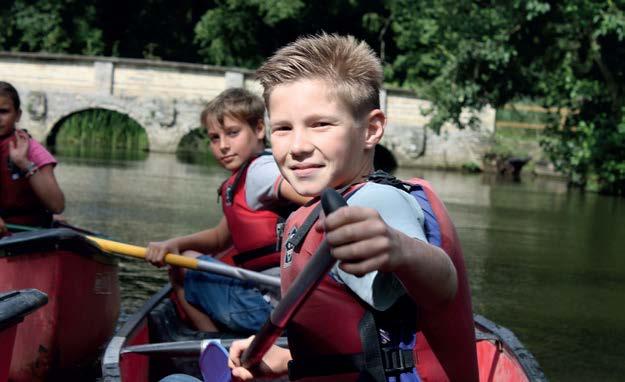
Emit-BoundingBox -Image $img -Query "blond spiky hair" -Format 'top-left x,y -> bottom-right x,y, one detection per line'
256,33 -> 383,119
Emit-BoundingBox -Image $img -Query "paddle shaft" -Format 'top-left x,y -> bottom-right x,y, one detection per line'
6,223 -> 280,289
240,188 -> 348,369
87,236 -> 281,289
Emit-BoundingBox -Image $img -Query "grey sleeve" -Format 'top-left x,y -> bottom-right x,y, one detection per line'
330,183 -> 427,311
244,155 -> 283,210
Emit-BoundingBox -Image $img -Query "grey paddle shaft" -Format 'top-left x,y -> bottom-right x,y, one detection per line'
196,259 -> 280,289
121,337 -> 290,356
241,188 -> 348,369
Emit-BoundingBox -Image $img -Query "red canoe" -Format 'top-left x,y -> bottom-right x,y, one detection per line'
102,284 -> 546,382
0,289 -> 48,382
0,228 -> 120,382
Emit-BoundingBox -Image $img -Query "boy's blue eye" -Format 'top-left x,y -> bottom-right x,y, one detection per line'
227,130 -> 239,137
272,125 -> 291,132
312,121 -> 331,128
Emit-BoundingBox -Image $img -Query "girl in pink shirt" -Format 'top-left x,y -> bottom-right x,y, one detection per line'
0,81 -> 64,234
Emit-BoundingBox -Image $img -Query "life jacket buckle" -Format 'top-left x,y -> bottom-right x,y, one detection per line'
381,348 -> 415,375
225,185 -> 234,205
275,220 -> 285,251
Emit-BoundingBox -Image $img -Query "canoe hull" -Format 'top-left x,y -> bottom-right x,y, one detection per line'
0,229 -> 120,382
0,289 -> 48,382
0,325 -> 17,382
104,284 -> 546,382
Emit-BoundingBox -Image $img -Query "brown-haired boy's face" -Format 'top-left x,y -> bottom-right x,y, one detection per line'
269,79 -> 376,196
206,115 -> 265,171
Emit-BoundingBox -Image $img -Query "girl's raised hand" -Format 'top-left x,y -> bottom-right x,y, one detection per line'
9,130 -> 30,169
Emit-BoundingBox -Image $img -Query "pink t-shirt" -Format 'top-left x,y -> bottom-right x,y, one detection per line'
27,139 -> 57,168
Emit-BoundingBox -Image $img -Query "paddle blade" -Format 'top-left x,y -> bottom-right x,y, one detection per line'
199,341 -> 231,382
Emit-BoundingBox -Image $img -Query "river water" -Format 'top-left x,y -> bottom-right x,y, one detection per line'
53,151 -> 625,381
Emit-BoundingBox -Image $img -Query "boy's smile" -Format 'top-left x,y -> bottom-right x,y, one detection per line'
206,115 -> 266,171
269,79 -> 381,196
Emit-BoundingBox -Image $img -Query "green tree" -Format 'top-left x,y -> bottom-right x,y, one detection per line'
193,0 -> 386,68
0,0 -> 104,55
375,0 -> 625,194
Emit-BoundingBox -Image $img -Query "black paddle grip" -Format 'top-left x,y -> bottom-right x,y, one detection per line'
240,188 -> 348,369
321,187 -> 348,217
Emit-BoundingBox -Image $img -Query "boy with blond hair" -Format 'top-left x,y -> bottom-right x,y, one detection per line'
228,34 -> 465,381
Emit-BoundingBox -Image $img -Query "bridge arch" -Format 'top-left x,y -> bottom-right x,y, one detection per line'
47,107 -> 148,150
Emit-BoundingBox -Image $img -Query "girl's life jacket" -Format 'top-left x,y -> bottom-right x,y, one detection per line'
0,132 -> 52,229
280,172 -> 478,381
218,152 -> 288,272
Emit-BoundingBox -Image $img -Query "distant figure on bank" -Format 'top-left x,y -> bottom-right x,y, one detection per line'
145,88 -> 308,333
0,81 -> 65,236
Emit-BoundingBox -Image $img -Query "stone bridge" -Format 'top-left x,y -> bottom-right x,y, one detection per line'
0,51 -> 495,168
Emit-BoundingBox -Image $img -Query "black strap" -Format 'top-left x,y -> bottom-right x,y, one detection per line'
288,353 -> 366,381
359,311 -> 387,382
285,185 -> 358,250
287,349 -> 414,381
231,243 -> 277,266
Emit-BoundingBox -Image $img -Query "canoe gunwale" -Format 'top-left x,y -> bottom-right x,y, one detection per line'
0,289 -> 48,331
0,228 -> 118,266
474,314 -> 547,381
102,283 -> 173,380
103,287 -> 547,382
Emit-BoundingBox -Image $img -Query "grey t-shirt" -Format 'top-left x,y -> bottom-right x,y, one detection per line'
243,154 -> 284,289
244,154 -> 282,210
329,182 -> 427,311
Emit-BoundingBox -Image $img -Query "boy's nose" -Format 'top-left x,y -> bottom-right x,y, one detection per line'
290,128 -> 313,156
219,138 -> 230,151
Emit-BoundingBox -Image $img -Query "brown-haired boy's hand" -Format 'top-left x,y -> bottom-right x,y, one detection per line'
228,336 -> 291,381
145,239 -> 180,268
317,206 -> 404,277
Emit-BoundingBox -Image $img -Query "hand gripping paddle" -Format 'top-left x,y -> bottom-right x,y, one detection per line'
199,188 -> 348,382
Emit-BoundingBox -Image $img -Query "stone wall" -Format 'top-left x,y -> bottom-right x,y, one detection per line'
0,51 -> 495,168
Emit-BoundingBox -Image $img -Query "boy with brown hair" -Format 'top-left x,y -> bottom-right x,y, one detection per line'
228,34 -> 467,381
146,88 -> 306,334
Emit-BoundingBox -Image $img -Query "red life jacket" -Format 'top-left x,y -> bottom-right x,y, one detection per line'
0,132 -> 52,230
280,175 -> 478,382
219,153 -> 284,271
281,183 -> 418,382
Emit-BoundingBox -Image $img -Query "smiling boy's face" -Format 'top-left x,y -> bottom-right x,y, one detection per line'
268,78 -> 384,196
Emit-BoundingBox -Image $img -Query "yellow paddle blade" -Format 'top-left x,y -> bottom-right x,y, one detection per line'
87,236 -> 199,269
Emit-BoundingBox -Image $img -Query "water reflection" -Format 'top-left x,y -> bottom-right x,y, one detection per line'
53,155 -> 625,381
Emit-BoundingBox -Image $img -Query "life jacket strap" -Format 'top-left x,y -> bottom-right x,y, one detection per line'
287,349 -> 414,381
231,244 -> 277,267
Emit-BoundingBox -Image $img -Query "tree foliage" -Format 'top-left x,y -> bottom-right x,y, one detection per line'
1,0 -> 624,193
378,0 -> 625,194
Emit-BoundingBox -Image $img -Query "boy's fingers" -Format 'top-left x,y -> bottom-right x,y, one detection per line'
228,336 -> 254,367
323,206 -> 378,231
231,367 -> 254,381
331,236 -> 391,262
338,255 -> 390,277
325,218 -> 387,247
